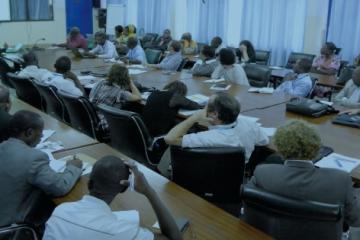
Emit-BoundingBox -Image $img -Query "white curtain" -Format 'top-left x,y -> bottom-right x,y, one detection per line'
327,0 -> 360,62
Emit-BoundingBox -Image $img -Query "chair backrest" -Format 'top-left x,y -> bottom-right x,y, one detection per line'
57,91 -> 99,138
243,64 -> 271,87
177,58 -> 188,72
337,60 -> 349,77
337,65 -> 354,86
6,73 -> 42,109
0,223 -> 38,240
0,58 -> 15,88
285,52 -> 316,69
306,77 -> 318,99
141,33 -> 159,49
32,82 -> 69,122
145,48 -> 162,64
170,146 -> 245,203
240,185 -> 343,240
255,50 -> 271,65
97,104 -> 156,167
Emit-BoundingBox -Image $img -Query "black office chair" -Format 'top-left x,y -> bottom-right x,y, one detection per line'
0,223 -> 38,240
177,58 -> 188,71
243,64 -> 271,87
337,60 -> 349,77
58,91 -> 107,141
285,52 -> 316,69
307,77 -> 318,99
255,50 -> 271,65
6,73 -> 43,110
0,58 -> 15,88
196,42 -> 207,54
170,146 -> 245,203
141,33 -> 159,49
337,65 -> 354,86
98,104 -> 165,169
240,185 -> 343,240
32,82 -> 69,123
145,48 -> 162,64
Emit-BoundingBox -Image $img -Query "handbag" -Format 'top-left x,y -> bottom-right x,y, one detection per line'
286,97 -> 338,117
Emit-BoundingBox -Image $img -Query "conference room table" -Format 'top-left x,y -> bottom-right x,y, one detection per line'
10,98 -> 98,151
53,143 -> 272,240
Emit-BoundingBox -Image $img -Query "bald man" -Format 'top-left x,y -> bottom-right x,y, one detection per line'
44,156 -> 182,240
0,85 -> 11,142
0,110 -> 82,227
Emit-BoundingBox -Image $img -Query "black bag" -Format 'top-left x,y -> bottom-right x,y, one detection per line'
286,98 -> 338,117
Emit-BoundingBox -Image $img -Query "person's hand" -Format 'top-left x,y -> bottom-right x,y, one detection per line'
338,109 -> 360,115
239,45 -> 247,53
66,158 -> 83,169
124,160 -> 151,195
284,72 -> 297,81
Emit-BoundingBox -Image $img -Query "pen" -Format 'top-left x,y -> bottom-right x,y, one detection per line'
334,159 -> 343,167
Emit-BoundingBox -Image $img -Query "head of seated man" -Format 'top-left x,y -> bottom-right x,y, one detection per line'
200,45 -> 215,61
219,48 -> 236,67
69,27 -> 81,39
210,36 -> 222,50
22,51 -> 39,67
54,56 -> 72,74
168,40 -> 181,53
293,58 -> 312,75
94,31 -> 107,46
126,36 -> 138,50
9,110 -> 44,147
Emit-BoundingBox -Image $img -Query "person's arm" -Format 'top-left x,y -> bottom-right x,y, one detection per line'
164,109 -> 206,146
233,65 -> 249,86
27,152 -> 82,197
64,71 -> 86,95
169,94 -> 201,110
125,162 -> 183,240
211,65 -> 223,79
128,49 -> 145,64
192,62 -> 213,77
89,44 -> 100,54
98,43 -> 118,59
127,79 -> 142,101
334,81 -> 351,103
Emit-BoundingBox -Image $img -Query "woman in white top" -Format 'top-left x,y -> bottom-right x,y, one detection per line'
211,48 -> 249,86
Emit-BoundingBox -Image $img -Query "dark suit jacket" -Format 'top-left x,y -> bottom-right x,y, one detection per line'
0,109 -> 11,143
247,160 -> 360,227
0,138 -> 82,226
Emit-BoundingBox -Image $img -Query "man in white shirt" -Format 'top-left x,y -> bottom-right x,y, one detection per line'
159,93 -> 269,176
43,156 -> 182,240
275,58 -> 313,97
88,31 -> 118,59
124,37 -> 147,64
17,52 -> 53,82
334,67 -> 360,108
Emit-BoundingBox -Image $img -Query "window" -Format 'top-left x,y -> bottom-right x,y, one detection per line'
10,0 -> 53,21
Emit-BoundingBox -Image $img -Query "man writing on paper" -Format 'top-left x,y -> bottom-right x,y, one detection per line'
0,110 -> 82,228
43,156 -> 183,240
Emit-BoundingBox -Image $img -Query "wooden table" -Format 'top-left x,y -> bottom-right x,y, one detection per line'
244,103 -> 359,158
53,143 -> 271,240
10,98 -> 98,151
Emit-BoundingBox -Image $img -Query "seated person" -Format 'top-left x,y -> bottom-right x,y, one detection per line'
275,58 -> 313,97
312,42 -> 341,75
153,29 -> 173,51
210,36 -> 225,55
334,66 -> 360,108
0,42 -> 8,53
159,93 -> 269,176
354,54 -> 360,67
236,40 -> 256,64
124,37 -> 147,64
88,31 -> 118,59
49,56 -> 85,96
142,81 -> 201,137
247,120 -> 360,227
89,64 -> 141,129
114,25 -> 124,44
0,86 -> 11,142
192,45 -> 218,77
0,110 -> 82,227
180,32 -> 197,55
147,40 -> 182,71
211,48 -> 249,86
17,51 -> 53,82
55,27 -> 87,49
43,156 -> 182,240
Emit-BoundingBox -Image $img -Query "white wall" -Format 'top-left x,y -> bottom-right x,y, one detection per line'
0,0 -> 66,46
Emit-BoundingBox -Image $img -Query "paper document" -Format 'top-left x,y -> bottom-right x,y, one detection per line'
128,64 -> 146,69
315,153 -> 360,173
319,100 -> 334,106
186,94 -> 209,106
238,115 -> 259,122
210,83 -> 231,91
141,92 -> 152,100
248,87 -> 274,94
128,69 -> 147,75
50,153 -> 96,175
36,141 -> 64,153
203,78 -> 225,83
39,130 -> 55,144
260,127 -> 277,137
77,75 -> 97,84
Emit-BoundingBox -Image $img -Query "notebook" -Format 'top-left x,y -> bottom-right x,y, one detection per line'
210,83 -> 231,91
332,113 -> 360,128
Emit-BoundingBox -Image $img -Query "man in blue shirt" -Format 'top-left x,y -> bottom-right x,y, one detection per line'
275,58 -> 313,97
147,40 -> 183,71
124,37 -> 147,64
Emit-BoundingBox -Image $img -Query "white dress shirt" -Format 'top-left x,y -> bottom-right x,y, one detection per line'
90,40 -> 119,59
17,65 -> 53,82
43,195 -> 153,240
211,64 -> 249,86
334,79 -> 360,108
127,45 -> 147,64
48,73 -> 83,97
182,115 -> 269,160
275,73 -> 312,97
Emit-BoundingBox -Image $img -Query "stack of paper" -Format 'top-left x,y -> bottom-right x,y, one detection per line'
129,69 -> 147,75
50,153 -> 96,176
128,64 -> 146,69
248,87 -> 274,94
186,94 -> 209,106
203,78 -> 225,83
315,153 -> 360,173
210,83 -> 231,91
77,75 -> 98,85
